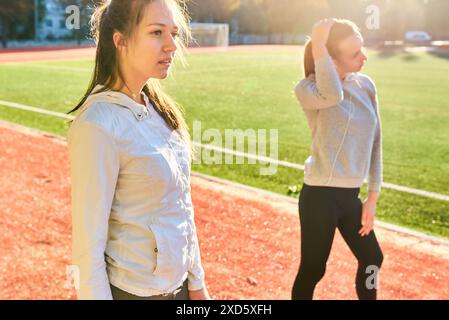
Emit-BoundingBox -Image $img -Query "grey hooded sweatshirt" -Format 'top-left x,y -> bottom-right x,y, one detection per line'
294,53 -> 382,192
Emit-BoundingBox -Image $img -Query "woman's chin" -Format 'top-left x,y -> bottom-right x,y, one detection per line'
151,72 -> 169,80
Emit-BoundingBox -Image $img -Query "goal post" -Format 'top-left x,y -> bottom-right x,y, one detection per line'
190,23 -> 229,47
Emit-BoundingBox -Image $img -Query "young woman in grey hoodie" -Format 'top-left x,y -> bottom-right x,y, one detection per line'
292,19 -> 384,300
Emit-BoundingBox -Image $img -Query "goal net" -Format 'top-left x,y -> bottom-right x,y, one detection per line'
190,23 -> 229,47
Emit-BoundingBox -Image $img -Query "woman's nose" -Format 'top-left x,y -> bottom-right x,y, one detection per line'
164,35 -> 177,53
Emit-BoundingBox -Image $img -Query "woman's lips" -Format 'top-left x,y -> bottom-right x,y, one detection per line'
159,59 -> 172,66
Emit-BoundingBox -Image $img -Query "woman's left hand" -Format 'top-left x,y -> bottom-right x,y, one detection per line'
359,199 -> 376,237
189,287 -> 212,300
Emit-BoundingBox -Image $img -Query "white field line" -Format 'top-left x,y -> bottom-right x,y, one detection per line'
1,60 -> 296,75
194,142 -> 305,171
0,100 -> 74,120
1,99 -> 449,202
18,64 -> 91,72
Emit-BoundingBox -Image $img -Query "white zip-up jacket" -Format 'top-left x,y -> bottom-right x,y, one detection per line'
67,85 -> 205,300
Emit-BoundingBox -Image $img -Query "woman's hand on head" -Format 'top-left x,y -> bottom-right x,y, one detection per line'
311,18 -> 336,46
311,18 -> 336,59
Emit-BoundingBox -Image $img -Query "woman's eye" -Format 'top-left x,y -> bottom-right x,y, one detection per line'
151,30 -> 162,36
171,33 -> 179,39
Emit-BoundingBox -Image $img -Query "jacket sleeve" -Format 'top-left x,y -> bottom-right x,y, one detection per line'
187,224 -> 206,291
368,83 -> 383,193
295,53 -> 344,110
67,121 -> 120,300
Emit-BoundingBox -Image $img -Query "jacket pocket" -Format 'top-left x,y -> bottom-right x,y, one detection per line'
147,220 -> 189,282
147,221 -> 179,280
147,223 -> 162,276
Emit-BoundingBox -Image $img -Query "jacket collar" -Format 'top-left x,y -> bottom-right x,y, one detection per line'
79,84 -> 151,121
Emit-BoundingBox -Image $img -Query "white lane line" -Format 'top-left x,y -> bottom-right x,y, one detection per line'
194,142 -> 305,171
1,99 -> 448,202
21,64 -> 91,72
1,60 -> 296,75
382,182 -> 449,202
0,100 -> 74,120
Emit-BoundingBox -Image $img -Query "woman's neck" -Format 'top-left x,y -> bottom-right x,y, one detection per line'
112,69 -> 146,105
338,70 -> 348,81
123,83 -> 145,105
335,64 -> 349,81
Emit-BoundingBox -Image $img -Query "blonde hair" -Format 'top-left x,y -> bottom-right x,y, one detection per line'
303,19 -> 361,77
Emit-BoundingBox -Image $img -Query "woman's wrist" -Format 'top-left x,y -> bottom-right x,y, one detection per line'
366,191 -> 380,205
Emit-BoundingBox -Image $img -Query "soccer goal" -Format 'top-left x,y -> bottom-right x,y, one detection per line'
190,23 -> 229,47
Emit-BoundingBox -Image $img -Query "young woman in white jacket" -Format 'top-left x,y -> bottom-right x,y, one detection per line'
66,0 -> 210,300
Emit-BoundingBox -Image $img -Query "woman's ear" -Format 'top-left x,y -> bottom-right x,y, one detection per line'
113,31 -> 127,51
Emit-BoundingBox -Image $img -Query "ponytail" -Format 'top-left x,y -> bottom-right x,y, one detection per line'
303,38 -> 314,78
66,2 -> 117,118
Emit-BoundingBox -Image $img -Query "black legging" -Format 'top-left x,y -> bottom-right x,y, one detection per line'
292,183 -> 384,300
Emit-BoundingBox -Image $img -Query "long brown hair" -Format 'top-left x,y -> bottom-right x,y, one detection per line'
303,19 -> 361,77
67,0 -> 192,142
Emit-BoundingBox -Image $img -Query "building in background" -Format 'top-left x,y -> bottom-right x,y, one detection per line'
36,0 -> 73,40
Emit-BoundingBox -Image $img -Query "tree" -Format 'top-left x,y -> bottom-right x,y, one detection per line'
262,0 -> 329,34
232,0 -> 329,36
425,0 -> 449,39
0,0 -> 35,47
232,0 -> 267,34
187,0 -> 240,22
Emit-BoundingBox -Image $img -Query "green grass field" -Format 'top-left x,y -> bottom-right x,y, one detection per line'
1,46 -> 448,239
